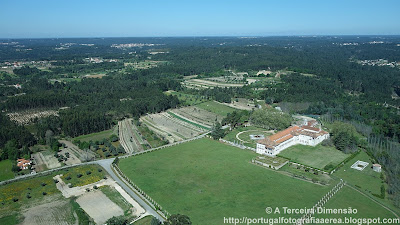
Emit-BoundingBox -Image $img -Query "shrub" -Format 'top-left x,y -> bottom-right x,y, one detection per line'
86,171 -> 92,175
42,192 -> 47,195
54,179 -> 59,183
93,185 -> 98,189
66,176 -> 71,180
12,197 -> 18,202
41,182 -> 47,186
77,173 -> 83,178
98,168 -> 103,172
26,194 -> 31,199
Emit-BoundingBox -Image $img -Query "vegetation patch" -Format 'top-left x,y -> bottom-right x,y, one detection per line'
196,101 -> 235,116
60,164 -> 106,187
119,138 -> 330,224
279,144 -> 349,170
73,128 -> 115,143
0,160 -> 14,182
315,186 -> 397,220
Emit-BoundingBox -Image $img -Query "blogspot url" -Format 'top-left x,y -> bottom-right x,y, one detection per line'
223,216 -> 400,225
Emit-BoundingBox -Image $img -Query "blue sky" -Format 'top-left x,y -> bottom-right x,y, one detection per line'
0,0 -> 399,38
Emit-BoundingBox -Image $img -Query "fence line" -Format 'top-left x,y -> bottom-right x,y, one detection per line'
112,163 -> 171,219
295,179 -> 346,225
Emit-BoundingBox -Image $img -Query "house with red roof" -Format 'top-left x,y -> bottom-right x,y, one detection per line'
256,120 -> 329,156
17,158 -> 31,170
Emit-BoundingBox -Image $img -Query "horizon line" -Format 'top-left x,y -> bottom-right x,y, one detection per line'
1,34 -> 400,40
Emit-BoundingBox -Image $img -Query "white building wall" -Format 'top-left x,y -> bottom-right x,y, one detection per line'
256,133 -> 330,156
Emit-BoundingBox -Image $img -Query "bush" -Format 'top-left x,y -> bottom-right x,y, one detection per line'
93,185 -> 98,189
41,182 -> 47,186
77,173 -> 83,178
98,168 -> 103,172
12,197 -> 18,202
323,164 -> 335,171
66,176 -> 71,180
54,179 -> 59,183
26,194 -> 31,199
86,171 -> 92,175
42,192 -> 47,195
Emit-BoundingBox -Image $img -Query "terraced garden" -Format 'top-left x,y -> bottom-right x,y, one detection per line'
140,111 -> 207,143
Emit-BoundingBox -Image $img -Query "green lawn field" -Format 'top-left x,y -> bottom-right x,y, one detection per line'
334,151 -> 382,194
73,128 -> 114,143
279,144 -> 349,170
0,160 -> 14,182
313,186 -> 397,224
223,126 -> 272,148
119,138 -> 332,224
196,101 -> 235,116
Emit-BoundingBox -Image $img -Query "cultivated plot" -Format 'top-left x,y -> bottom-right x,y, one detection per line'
140,112 -> 206,143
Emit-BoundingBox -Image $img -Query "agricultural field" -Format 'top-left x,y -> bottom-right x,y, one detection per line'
0,160 -> 14,182
196,101 -> 236,116
182,78 -> 246,89
136,121 -> 168,148
140,111 -> 207,143
6,109 -> 58,125
278,144 -> 350,170
170,105 -> 223,128
60,164 -> 106,187
118,118 -> 145,154
118,138 -> 332,224
0,164 -> 110,224
124,60 -> 166,69
223,98 -> 258,111
223,126 -> 273,148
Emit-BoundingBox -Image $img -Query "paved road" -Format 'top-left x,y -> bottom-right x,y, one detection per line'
93,159 -> 165,222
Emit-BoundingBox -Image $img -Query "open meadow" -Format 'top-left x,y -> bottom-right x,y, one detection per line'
119,138 -> 332,224
195,101 -> 235,116
0,160 -> 14,182
313,186 -> 397,223
279,144 -> 349,170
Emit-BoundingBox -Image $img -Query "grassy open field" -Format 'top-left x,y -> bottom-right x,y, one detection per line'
279,144 -> 349,170
196,101 -> 235,116
119,138 -> 332,224
334,151 -> 384,198
223,126 -> 272,148
133,215 -> 154,225
313,186 -> 397,223
0,160 -> 14,182
72,128 -> 115,143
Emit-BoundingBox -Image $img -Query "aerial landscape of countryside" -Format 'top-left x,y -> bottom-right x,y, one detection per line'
1,0 -> 400,224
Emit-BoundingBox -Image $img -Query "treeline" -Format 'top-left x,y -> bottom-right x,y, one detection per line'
0,114 -> 36,158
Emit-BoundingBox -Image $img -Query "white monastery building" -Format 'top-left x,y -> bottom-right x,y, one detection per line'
256,120 -> 329,156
